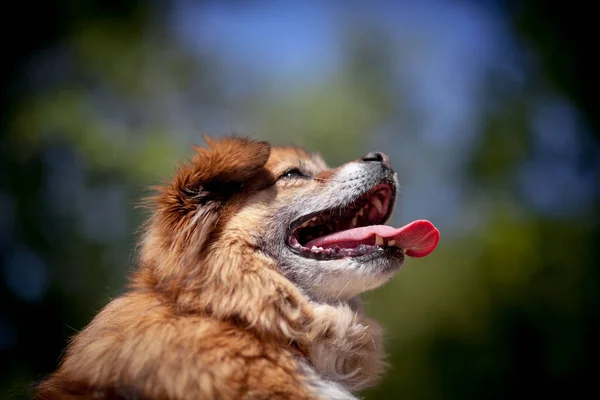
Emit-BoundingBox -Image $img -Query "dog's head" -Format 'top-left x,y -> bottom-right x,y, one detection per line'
140,137 -> 438,303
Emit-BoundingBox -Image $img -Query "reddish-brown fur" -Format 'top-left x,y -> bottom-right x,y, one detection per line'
36,137 -> 386,400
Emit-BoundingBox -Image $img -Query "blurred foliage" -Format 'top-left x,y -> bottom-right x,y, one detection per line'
1,1 -> 598,399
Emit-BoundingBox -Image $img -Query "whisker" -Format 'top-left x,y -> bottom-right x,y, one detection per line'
334,279 -> 353,302
312,177 -> 346,183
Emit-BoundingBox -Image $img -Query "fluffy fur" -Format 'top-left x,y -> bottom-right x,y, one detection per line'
35,137 -> 404,399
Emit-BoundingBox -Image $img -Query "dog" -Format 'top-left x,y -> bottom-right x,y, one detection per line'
35,136 -> 439,399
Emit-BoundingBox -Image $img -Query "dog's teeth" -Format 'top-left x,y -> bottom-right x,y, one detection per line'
311,217 -> 317,222
388,240 -> 396,246
311,246 -> 317,251
357,208 -> 364,217
375,235 -> 384,246
372,198 -> 383,214
351,216 -> 357,227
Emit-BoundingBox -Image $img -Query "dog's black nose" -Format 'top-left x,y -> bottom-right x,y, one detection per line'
361,151 -> 391,168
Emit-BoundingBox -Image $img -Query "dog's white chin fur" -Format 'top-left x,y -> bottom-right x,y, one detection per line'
285,254 -> 401,302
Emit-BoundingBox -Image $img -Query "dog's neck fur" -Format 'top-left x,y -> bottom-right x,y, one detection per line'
133,221 -> 386,392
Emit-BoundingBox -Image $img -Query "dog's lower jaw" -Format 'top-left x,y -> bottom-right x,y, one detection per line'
279,243 -> 404,304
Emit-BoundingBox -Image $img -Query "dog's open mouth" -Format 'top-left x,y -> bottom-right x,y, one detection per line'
288,184 -> 439,260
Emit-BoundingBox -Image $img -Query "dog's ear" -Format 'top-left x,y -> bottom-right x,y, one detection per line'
141,137 -> 271,268
189,135 -> 272,194
162,136 -> 271,211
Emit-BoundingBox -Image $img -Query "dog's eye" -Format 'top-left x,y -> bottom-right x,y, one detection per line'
280,168 -> 306,180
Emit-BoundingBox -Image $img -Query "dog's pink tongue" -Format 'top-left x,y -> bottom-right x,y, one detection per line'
305,220 -> 439,257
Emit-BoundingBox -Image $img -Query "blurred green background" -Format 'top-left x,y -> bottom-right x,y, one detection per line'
1,1 -> 598,399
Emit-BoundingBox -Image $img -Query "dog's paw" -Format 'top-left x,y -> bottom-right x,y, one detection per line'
305,303 -> 385,391
311,304 -> 370,345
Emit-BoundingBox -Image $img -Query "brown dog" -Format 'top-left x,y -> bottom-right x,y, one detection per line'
36,137 -> 439,399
